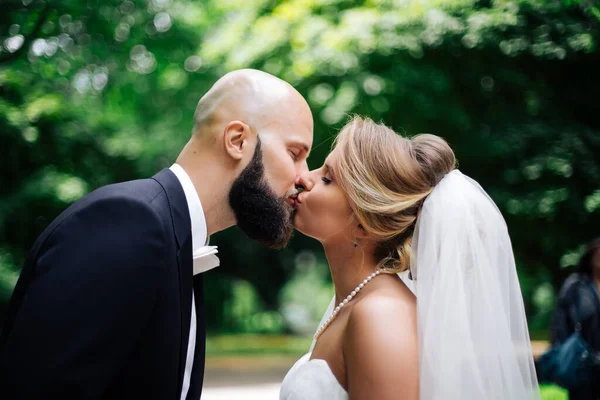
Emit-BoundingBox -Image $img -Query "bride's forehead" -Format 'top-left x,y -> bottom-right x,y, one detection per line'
322,156 -> 334,170
325,147 -> 340,162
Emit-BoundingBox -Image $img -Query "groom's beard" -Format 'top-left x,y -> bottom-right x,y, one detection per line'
229,140 -> 295,249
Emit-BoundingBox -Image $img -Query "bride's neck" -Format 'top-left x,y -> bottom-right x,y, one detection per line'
323,242 -> 379,305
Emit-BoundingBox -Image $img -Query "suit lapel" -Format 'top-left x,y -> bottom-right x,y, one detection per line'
153,169 -> 194,398
186,275 -> 206,399
176,236 -> 193,397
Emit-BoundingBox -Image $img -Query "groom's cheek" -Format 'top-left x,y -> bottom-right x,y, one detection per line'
263,150 -> 297,197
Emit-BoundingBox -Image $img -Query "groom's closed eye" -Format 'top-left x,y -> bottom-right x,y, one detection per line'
286,140 -> 311,161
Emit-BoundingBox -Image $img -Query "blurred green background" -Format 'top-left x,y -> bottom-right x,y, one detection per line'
1,0 -> 599,398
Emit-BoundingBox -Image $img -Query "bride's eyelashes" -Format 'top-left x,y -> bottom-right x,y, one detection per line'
321,177 -> 332,184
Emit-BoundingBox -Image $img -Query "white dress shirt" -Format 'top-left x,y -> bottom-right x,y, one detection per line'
169,163 -> 219,400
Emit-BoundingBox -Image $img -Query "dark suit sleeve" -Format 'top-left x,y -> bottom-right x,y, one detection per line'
0,196 -> 167,399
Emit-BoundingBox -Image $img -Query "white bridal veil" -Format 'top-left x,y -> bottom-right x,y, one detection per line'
312,170 -> 540,399
413,170 -> 540,399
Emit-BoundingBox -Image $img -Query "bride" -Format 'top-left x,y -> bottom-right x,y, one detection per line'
280,117 -> 540,399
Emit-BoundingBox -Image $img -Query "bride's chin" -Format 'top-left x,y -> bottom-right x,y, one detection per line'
292,215 -> 315,238
292,219 -> 306,235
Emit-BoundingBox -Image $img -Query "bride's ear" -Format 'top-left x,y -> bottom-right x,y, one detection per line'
354,223 -> 370,240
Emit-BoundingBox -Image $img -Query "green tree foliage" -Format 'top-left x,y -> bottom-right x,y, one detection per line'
1,0 -> 599,333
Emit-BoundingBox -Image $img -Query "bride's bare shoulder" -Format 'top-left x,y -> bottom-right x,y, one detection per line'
342,289 -> 419,399
347,289 -> 416,342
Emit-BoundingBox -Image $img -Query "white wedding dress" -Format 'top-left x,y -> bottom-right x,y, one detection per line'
279,352 -> 348,400
280,272 -> 413,400
280,171 -> 541,400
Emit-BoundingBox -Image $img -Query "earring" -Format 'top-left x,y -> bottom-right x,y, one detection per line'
353,239 -> 358,249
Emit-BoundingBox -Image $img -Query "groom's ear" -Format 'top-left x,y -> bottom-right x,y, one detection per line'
223,120 -> 252,161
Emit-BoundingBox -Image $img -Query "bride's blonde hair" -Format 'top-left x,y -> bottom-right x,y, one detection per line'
334,116 -> 456,273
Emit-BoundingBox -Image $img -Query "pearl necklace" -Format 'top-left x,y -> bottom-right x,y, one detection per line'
314,270 -> 382,341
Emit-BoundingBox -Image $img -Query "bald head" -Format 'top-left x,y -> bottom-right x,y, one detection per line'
176,69 -> 313,243
192,69 -> 310,138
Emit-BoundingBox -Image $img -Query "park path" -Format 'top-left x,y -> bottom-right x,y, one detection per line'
201,383 -> 280,400
201,355 -> 295,400
200,342 -> 549,399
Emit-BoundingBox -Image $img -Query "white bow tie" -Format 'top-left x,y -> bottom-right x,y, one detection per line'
192,245 -> 220,275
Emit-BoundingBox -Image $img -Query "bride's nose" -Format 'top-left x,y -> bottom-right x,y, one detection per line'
295,171 -> 315,193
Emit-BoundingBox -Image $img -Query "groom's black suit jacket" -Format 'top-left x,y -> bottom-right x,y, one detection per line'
0,169 -> 205,399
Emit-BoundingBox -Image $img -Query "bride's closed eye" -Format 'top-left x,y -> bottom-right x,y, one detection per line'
321,176 -> 332,184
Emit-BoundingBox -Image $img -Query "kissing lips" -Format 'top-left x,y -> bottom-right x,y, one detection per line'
286,197 -> 299,208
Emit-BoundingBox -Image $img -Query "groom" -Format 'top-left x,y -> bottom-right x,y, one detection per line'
0,69 -> 313,399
